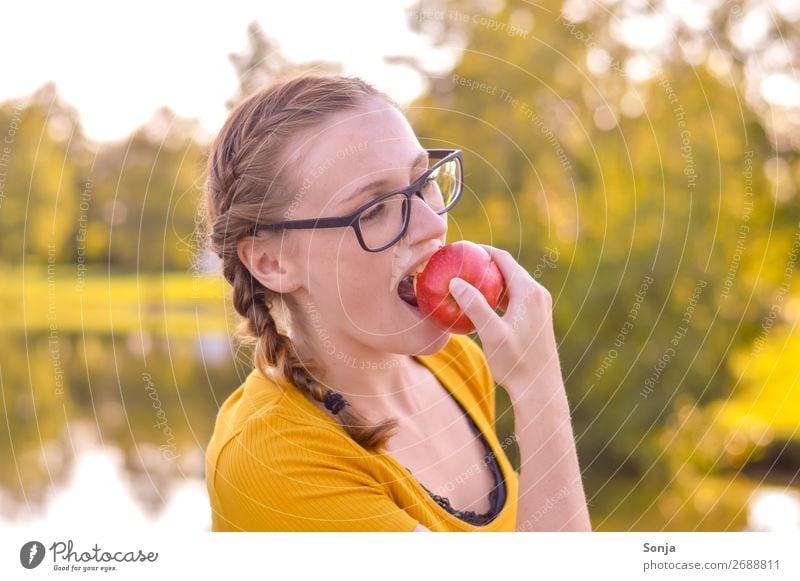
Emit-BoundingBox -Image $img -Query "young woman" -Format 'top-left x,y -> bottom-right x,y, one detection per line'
202,73 -> 590,532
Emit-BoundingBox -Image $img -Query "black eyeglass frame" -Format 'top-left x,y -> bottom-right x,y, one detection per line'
250,148 -> 463,252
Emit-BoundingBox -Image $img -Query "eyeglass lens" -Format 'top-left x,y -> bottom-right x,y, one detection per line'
357,156 -> 461,250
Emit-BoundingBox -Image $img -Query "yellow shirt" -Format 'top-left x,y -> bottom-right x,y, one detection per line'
204,333 -> 519,531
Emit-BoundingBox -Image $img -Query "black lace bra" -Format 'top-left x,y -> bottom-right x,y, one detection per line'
403,399 -> 507,527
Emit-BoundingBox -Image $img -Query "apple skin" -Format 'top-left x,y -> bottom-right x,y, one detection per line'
415,241 -> 508,334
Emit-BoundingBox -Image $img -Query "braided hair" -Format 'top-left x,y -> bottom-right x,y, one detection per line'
201,73 -> 401,452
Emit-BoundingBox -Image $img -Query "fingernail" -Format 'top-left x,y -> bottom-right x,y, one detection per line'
449,278 -> 466,296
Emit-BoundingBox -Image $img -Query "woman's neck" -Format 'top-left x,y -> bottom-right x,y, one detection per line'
291,333 -> 435,421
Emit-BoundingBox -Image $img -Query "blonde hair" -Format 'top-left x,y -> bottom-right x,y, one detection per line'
201,73 -> 401,451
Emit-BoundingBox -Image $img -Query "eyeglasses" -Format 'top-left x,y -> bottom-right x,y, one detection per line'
251,148 -> 463,252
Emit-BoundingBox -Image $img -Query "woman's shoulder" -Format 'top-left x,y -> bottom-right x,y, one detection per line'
204,368 -> 348,480
205,391 -> 416,531
207,368 -> 287,443
213,402 -> 361,473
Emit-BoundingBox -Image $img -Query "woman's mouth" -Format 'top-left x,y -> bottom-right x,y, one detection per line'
397,256 -> 431,308
397,275 -> 418,307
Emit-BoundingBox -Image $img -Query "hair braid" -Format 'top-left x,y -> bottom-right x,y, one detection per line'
230,260 -> 400,448
202,73 -> 402,452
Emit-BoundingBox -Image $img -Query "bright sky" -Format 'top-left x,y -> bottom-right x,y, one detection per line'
7,1 -> 797,146
2,0 -> 452,143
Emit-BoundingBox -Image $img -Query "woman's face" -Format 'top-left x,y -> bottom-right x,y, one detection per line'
277,96 -> 451,358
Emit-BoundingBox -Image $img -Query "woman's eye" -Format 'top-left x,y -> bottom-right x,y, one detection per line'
361,203 -> 385,221
414,176 -> 433,193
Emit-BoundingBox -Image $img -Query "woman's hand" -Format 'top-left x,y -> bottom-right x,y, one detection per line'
450,245 -> 590,531
448,245 -> 562,404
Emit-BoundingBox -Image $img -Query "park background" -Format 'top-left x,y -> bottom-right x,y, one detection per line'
1,0 -> 800,532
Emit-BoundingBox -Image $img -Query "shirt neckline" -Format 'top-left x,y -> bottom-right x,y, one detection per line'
413,388 -> 506,524
387,348 -> 508,528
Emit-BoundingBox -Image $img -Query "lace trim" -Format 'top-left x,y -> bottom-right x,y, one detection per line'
402,381 -> 507,527
405,449 -> 504,527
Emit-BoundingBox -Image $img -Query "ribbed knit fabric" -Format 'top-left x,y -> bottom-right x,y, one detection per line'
204,333 -> 519,531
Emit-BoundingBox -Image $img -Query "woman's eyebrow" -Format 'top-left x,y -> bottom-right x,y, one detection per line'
338,150 -> 430,207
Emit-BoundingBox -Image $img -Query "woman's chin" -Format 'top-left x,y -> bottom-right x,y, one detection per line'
395,298 -> 450,345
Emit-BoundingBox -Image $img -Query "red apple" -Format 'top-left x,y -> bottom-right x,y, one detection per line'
414,241 -> 508,334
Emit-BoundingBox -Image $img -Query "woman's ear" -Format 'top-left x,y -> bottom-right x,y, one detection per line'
236,235 -> 302,294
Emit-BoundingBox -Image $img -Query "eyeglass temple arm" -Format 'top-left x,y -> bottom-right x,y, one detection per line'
252,215 -> 355,235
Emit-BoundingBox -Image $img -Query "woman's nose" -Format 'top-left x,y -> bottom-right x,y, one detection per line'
404,194 -> 447,244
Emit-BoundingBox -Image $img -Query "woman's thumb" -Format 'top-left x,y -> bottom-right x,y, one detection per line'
448,277 -> 470,302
